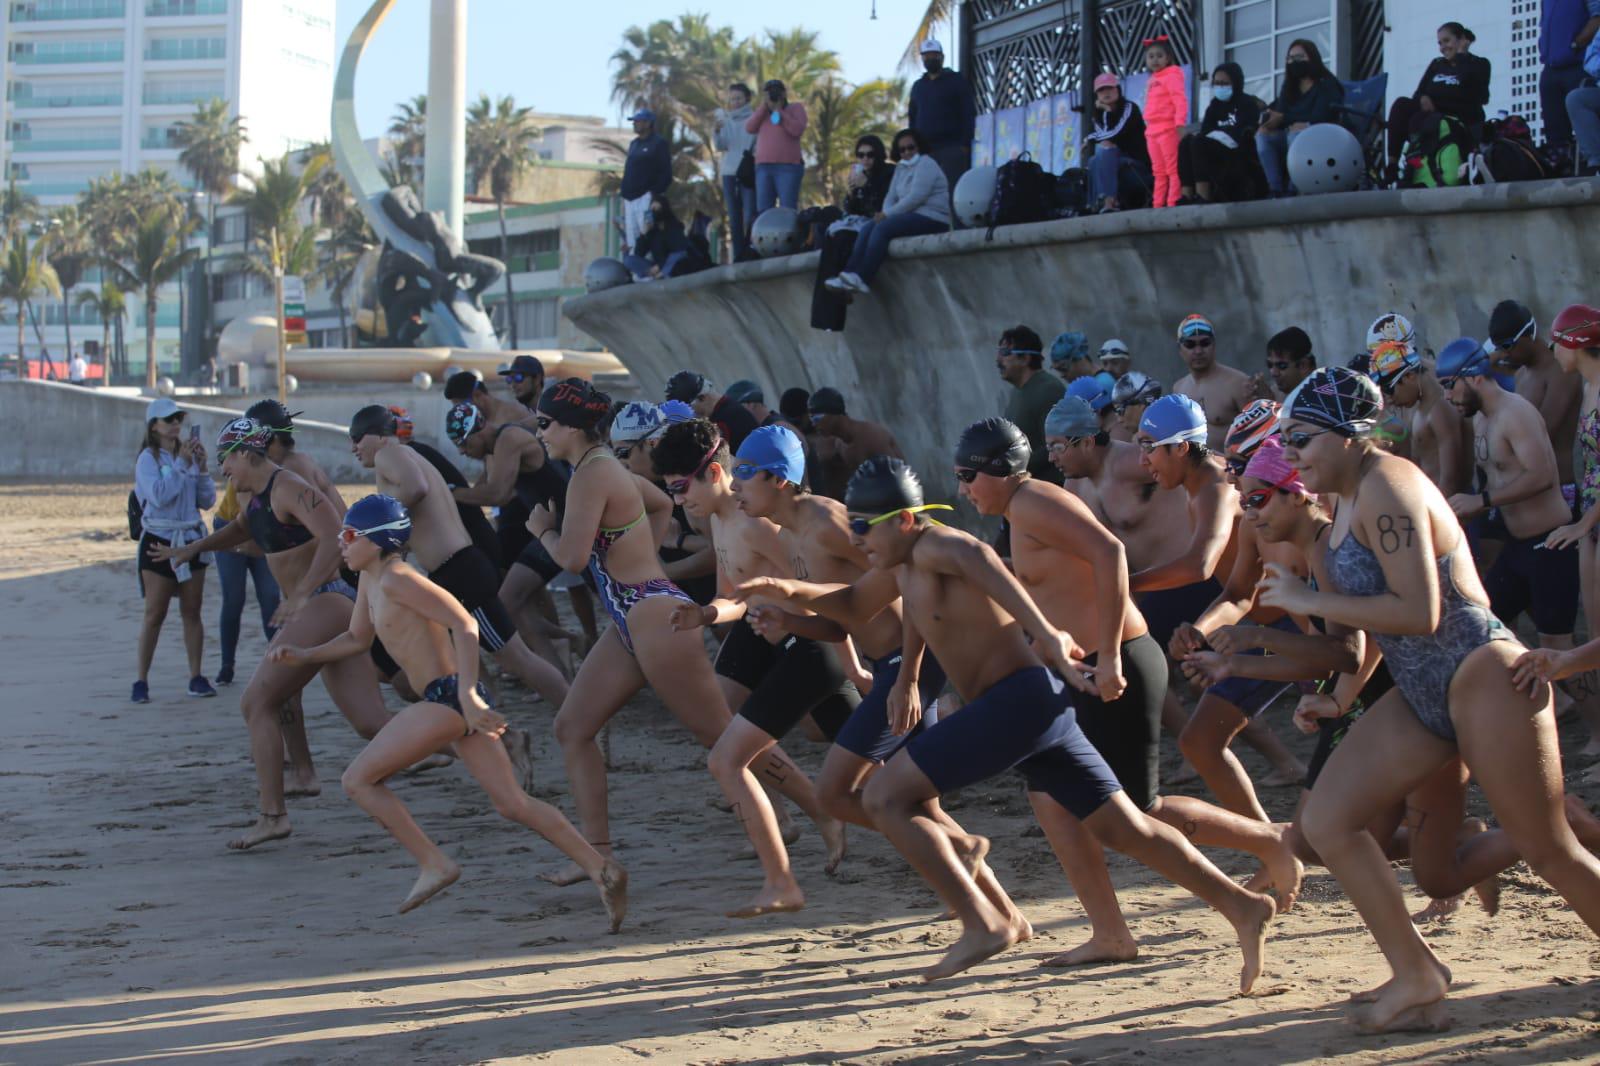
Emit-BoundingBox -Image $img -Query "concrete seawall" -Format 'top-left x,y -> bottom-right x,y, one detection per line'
565,178 -> 1600,489
0,380 -> 370,482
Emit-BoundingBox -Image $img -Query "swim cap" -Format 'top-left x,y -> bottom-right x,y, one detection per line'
1049,330 -> 1089,366
1112,370 -> 1161,406
1093,370 -> 1118,394
955,417 -> 1031,476
1367,340 -> 1420,391
1282,366 -> 1382,436
808,386 -> 847,416
724,379 -> 763,404
1225,399 -> 1280,457
387,405 -> 414,441
734,424 -> 805,484
444,369 -> 482,401
1097,338 -> 1131,362
1242,437 -> 1309,496
1139,394 -> 1207,447
664,370 -> 708,403
659,399 -> 695,424
1365,312 -> 1415,354
216,416 -> 272,457
445,402 -> 484,444
1435,337 -> 1491,382
1176,313 -> 1214,340
538,377 -> 613,431
1044,395 -> 1101,439
610,401 -> 663,444
1552,304 -> 1600,350
344,494 -> 412,552
845,456 -> 923,514
246,399 -> 301,434
349,404 -> 399,441
1488,300 -> 1537,349
1066,375 -> 1112,412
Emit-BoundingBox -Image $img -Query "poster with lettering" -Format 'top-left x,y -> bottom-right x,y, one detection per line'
971,112 -> 995,168
1052,92 -> 1081,171
1025,98 -> 1053,165
994,106 -> 1025,163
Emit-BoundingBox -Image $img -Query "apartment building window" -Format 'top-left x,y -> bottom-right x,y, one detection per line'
142,77 -> 224,106
211,212 -> 249,245
10,0 -> 126,21
10,79 -> 123,108
9,38 -> 124,64
210,272 -> 267,303
140,123 -> 182,149
500,296 -> 559,343
145,36 -> 225,61
8,121 -> 121,151
145,0 -> 226,14
1222,0 -> 1333,104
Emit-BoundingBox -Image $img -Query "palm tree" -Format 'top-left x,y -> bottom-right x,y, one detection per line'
387,94 -> 427,189
107,208 -> 201,389
0,231 -> 62,379
231,152 -> 325,277
75,280 -> 125,383
0,180 -> 40,242
43,206 -> 93,367
315,210 -> 374,348
466,94 -> 542,348
904,1 -> 955,69
172,97 -> 246,359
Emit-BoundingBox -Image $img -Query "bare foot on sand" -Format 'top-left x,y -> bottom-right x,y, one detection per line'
596,860 -> 628,934
1349,958 -> 1451,1004
1041,935 -> 1139,967
1347,967 -> 1451,1034
1011,911 -> 1034,943
1260,763 -> 1307,788
227,812 -> 291,851
1565,794 -> 1600,851
819,816 -> 847,875
1263,837 -> 1305,913
403,753 -> 453,775
727,884 -> 806,919
543,844 -> 611,888
399,861 -> 461,914
922,921 -> 1016,982
1229,891 -> 1276,995
1412,894 -> 1465,923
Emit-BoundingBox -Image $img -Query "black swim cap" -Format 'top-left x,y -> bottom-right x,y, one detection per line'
1284,366 -> 1382,437
809,387 -> 847,416
444,370 -> 482,401
845,456 -> 924,514
538,377 -> 613,431
955,417 -> 1030,476
664,370 -> 707,403
245,399 -> 301,431
349,404 -> 398,441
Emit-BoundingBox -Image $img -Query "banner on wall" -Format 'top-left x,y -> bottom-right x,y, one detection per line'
994,106 -> 1025,163
972,112 -> 995,168
1053,92 -> 1081,170
1025,98 -> 1052,161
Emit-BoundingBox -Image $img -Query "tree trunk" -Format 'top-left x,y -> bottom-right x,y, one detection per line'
145,295 -> 158,390
16,300 -> 25,379
338,298 -> 349,349
101,314 -> 110,385
204,198 -> 216,362
498,200 -> 517,349
63,301 -> 73,372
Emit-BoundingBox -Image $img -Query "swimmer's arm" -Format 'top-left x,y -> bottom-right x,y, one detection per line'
1219,629 -> 1362,679
452,446 -> 517,506
386,565 -> 482,696
1193,520 -> 1261,632
636,475 -> 673,547
897,609 -> 926,688
282,481 -> 346,600
291,582 -> 377,662
1129,484 -> 1234,593
1326,634 -> 1380,713
1479,412 -> 1559,509
375,446 -> 429,510
541,461 -> 609,574
1431,406 -> 1467,494
661,543 -> 716,581
735,569 -> 898,627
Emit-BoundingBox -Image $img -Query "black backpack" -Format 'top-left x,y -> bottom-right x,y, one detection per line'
1470,115 -> 1553,184
987,151 -> 1055,237
1052,168 -> 1090,217
127,489 -> 143,541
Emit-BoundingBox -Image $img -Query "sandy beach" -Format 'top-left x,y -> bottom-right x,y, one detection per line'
2,481 -> 1599,1065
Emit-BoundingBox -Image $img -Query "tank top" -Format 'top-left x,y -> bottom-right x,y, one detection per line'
246,470 -> 314,554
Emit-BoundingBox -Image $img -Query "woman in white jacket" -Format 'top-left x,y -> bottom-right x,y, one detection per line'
825,128 -> 950,295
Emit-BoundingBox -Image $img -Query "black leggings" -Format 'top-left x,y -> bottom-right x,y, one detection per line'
1176,134 -> 1263,201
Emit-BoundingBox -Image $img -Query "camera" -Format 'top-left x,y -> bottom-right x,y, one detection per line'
764,79 -> 785,103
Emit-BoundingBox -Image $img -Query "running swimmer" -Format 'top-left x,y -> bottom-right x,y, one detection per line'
268,494 -> 626,927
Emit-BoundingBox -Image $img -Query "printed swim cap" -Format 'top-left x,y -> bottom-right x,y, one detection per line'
1049,331 -> 1090,365
1552,304 -> 1600,351
1367,340 -> 1420,391
445,402 -> 484,445
955,417 -> 1031,476
1282,366 -> 1382,436
1224,399 -> 1280,457
1177,313 -> 1215,340
1112,370 -> 1161,406
538,378 -> 614,431
659,399 -> 695,424
1242,437 -> 1308,496
611,401 -> 663,444
216,417 -> 272,457
1365,312 -> 1415,354
1139,394 -> 1207,447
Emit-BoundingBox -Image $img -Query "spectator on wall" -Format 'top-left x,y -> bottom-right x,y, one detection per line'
1085,73 -> 1152,213
621,198 -> 710,282
823,128 -> 950,296
713,83 -> 759,261
1567,22 -> 1600,174
1177,61 -> 1266,204
1385,22 -> 1492,183
1256,39 -> 1345,197
812,134 -> 894,330
1142,35 -> 1189,208
745,79 -> 808,214
620,108 -> 673,254
1541,0 -> 1600,167
908,38 -> 977,198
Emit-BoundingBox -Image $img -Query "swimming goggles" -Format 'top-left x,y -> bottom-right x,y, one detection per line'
847,504 -> 952,536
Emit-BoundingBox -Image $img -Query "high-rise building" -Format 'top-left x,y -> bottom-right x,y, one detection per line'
2,0 -> 335,202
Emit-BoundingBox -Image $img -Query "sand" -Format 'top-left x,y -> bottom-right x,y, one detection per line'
2,481 -> 1599,1065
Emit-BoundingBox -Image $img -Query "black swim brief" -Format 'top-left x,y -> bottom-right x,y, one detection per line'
422,673 -> 493,735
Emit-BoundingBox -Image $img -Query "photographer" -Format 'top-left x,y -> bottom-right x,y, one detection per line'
744,78 -> 809,214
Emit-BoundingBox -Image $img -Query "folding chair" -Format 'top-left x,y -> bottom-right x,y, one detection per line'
1331,73 -> 1389,187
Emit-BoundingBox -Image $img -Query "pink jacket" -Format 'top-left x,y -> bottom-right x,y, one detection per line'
1143,65 -> 1188,133
744,101 -> 809,165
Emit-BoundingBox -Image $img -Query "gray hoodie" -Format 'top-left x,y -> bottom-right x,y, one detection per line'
713,105 -> 758,178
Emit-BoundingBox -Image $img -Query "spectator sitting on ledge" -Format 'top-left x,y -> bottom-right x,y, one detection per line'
1177,61 -> 1267,205
812,134 -> 894,331
1385,22 -> 1491,186
1085,73 -> 1153,214
824,128 -> 950,296
1255,39 -> 1344,197
622,198 -> 710,282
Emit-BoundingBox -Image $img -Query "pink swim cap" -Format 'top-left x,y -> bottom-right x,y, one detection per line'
1242,436 -> 1308,496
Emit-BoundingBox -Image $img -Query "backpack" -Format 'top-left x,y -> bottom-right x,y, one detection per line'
1402,115 -> 1471,188
1469,115 -> 1553,184
1052,168 -> 1090,217
986,152 -> 1055,238
127,489 -> 143,541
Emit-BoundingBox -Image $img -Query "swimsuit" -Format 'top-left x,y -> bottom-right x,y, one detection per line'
1070,633 -> 1169,811
577,454 -> 694,655
1203,616 -> 1302,720
834,650 -> 948,764
714,619 -> 861,741
429,545 -> 516,651
245,470 -> 314,553
422,674 -> 493,736
1580,406 -> 1600,512
1324,513 -> 1514,741
1484,525 -> 1579,636
1136,577 -> 1224,652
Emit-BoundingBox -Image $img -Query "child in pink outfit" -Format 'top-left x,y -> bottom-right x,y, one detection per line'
1143,38 -> 1188,208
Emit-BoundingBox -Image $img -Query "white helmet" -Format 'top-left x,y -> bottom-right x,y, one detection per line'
953,165 -> 998,228
1287,123 -> 1365,195
751,207 -> 801,257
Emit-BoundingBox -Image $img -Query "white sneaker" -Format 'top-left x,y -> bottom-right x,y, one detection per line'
839,271 -> 870,294
823,275 -> 848,291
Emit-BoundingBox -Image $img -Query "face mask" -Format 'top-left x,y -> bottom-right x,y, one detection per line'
1213,86 -> 1234,102
1286,59 -> 1312,80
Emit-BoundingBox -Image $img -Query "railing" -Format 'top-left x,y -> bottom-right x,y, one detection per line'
144,37 -> 224,61
16,180 -> 91,195
8,135 -> 121,152
9,41 -> 124,64
10,90 -> 124,109
506,250 -> 561,273
141,83 -> 221,105
145,0 -> 225,13
9,0 -> 125,21
139,129 -> 180,149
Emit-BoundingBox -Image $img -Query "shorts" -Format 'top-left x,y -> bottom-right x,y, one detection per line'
1137,577 -> 1223,653
496,495 -> 534,569
137,532 -> 208,587
718,620 -> 861,741
422,674 -> 493,736
515,536 -> 598,592
834,650 -> 948,764
430,545 -> 516,652
904,666 -> 1123,821
1203,616 -> 1302,719
1485,527 -> 1579,636
1071,634 -> 1168,811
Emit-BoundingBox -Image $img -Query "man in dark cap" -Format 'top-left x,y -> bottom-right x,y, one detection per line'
498,354 -> 547,413
665,369 -> 758,449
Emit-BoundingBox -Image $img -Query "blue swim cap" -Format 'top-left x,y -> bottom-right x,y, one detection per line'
734,424 -> 805,484
1049,331 -> 1090,365
1435,337 -> 1492,382
1066,375 -> 1112,412
1139,394 -> 1208,446
1093,370 -> 1117,393
344,494 -> 411,552
659,399 -> 695,424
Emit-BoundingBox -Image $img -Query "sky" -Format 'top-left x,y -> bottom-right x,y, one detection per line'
335,0 -> 948,135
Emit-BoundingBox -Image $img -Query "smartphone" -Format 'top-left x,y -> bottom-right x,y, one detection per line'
189,424 -> 201,442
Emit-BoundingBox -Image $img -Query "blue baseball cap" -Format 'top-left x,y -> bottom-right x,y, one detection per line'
1066,375 -> 1112,413
1435,337 -> 1492,383
1139,393 -> 1208,446
627,108 -> 656,123
734,424 -> 805,484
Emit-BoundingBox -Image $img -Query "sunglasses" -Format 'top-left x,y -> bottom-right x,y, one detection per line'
855,150 -> 874,158
1136,439 -> 1171,454
1283,428 -> 1333,449
1224,455 -> 1249,476
665,439 -> 723,496
1239,487 -> 1279,512
809,412 -> 827,426
160,412 -> 186,424
536,415 -> 553,431
1181,337 -> 1214,349
506,371 -> 537,383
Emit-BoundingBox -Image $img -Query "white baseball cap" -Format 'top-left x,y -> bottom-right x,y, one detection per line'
146,397 -> 181,422
920,38 -> 944,55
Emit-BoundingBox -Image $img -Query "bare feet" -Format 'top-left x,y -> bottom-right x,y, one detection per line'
727,883 -> 806,919
227,812 -> 291,851
1041,935 -> 1139,967
922,920 -> 1016,982
1228,890 -> 1276,995
819,816 -> 847,875
1262,836 -> 1305,913
399,861 -> 461,913
1260,763 -> 1307,788
1349,957 -> 1451,1003
1412,894 -> 1465,922
543,843 -> 611,888
1347,966 -> 1451,1034
947,831 -> 991,880
1565,793 -> 1600,851
595,859 -> 628,934
1011,911 -> 1034,943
